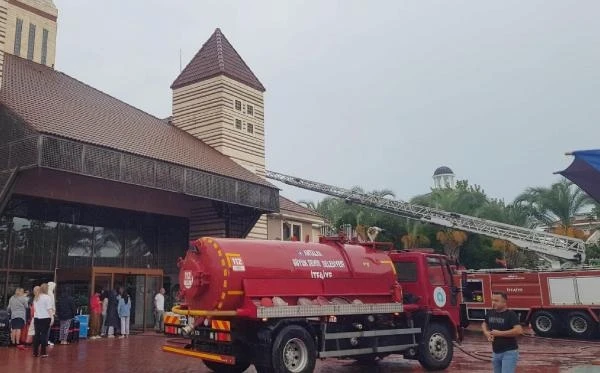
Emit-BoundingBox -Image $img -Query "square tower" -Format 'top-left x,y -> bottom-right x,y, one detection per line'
171,28 -> 268,238
5,0 -> 58,67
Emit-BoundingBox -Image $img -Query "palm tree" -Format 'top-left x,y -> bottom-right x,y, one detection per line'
401,221 -> 431,249
516,179 -> 592,232
298,200 -> 317,211
436,229 -> 468,260
476,199 -> 536,228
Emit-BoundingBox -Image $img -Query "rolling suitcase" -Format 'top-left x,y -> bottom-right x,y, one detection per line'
68,318 -> 80,343
49,319 -> 60,343
50,318 -> 80,344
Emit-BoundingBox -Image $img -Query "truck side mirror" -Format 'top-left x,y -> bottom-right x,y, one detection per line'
461,271 -> 467,288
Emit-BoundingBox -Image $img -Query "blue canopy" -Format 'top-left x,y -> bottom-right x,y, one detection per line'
558,149 -> 600,203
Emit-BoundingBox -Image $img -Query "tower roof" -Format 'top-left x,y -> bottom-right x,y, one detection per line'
171,28 -> 265,92
433,166 -> 454,176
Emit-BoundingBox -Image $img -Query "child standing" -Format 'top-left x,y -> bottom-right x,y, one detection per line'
117,292 -> 131,338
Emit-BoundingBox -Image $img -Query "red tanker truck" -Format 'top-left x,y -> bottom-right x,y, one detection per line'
456,268 -> 600,339
162,236 -> 463,373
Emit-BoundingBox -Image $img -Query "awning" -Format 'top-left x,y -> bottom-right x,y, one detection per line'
558,149 -> 600,203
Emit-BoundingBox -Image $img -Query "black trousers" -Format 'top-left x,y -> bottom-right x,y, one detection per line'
33,318 -> 51,356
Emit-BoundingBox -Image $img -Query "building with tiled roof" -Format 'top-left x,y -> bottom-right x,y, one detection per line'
0,0 -> 288,322
170,27 -> 270,239
267,196 -> 326,242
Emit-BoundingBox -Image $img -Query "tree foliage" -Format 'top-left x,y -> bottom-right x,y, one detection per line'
516,179 -> 592,229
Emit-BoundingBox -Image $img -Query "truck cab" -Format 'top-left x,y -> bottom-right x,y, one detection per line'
389,250 -> 463,341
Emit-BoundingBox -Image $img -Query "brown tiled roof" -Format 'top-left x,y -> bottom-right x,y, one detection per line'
0,54 -> 272,187
171,28 -> 265,92
279,196 -> 324,219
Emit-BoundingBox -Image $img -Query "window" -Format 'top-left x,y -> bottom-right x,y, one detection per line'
14,18 -> 23,56
9,217 -> 58,271
27,23 -> 36,60
247,123 -> 254,134
394,262 -> 418,282
235,100 -> 242,111
41,29 -> 49,65
282,222 -> 302,241
235,119 -> 242,129
427,257 -> 447,286
463,280 -> 484,303
246,105 -> 254,116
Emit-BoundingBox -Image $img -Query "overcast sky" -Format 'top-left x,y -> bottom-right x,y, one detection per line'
54,0 -> 600,204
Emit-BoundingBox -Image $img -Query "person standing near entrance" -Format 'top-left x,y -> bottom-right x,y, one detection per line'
118,292 -> 131,338
482,291 -> 523,373
105,289 -> 120,338
46,282 -> 57,347
33,283 -> 54,358
27,287 -> 40,345
56,287 -> 77,345
7,287 -> 28,350
89,289 -> 102,339
154,288 -> 165,333
100,290 -> 109,337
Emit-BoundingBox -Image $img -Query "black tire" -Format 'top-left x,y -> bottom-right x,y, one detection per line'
270,325 -> 316,373
530,311 -> 559,338
566,311 -> 596,339
203,360 -> 251,373
417,322 -> 453,371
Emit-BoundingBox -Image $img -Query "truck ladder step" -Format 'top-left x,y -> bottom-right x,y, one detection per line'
324,328 -> 421,340
318,343 -> 418,358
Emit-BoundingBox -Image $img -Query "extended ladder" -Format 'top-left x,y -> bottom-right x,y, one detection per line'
265,171 -> 586,262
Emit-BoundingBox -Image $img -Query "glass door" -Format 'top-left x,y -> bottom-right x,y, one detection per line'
90,268 -> 162,331
145,275 -> 162,329
112,274 -> 141,328
94,273 -> 112,294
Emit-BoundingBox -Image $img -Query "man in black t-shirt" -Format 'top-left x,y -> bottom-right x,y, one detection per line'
482,291 -> 523,373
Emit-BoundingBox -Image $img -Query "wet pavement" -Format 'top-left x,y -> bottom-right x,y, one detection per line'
1,330 -> 600,373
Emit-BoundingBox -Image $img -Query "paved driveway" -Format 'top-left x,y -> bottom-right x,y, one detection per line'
1,331 -> 599,372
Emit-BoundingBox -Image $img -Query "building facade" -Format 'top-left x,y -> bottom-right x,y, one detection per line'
0,1 -> 281,328
267,197 -> 326,243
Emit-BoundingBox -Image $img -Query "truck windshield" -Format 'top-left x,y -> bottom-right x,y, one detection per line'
394,262 -> 418,282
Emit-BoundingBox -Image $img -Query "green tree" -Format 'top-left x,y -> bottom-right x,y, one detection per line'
516,179 -> 592,230
401,221 -> 430,249
412,180 -> 488,215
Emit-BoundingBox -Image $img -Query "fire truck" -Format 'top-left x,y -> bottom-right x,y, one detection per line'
260,171 -> 600,341
163,236 -> 464,373
458,268 -> 600,339
162,171 -> 595,372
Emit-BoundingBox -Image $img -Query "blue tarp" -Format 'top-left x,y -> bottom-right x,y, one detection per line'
559,149 -> 600,203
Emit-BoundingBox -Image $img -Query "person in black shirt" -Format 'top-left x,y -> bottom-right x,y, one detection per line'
482,291 -> 523,373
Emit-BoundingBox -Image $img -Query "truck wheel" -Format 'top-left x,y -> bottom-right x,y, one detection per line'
271,325 -> 316,373
566,311 -> 596,339
418,322 -> 453,371
531,311 -> 559,337
203,360 -> 251,373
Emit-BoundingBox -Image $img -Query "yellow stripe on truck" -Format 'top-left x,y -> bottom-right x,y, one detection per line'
162,345 -> 235,365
